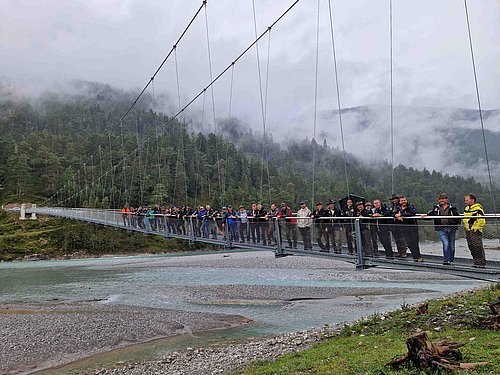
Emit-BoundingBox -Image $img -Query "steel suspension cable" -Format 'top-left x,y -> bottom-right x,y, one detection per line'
194,91 -> 207,208
390,0 -> 395,194
327,0 -> 350,197
108,134 -> 115,207
311,0 -> 321,206
223,63 -> 235,203
46,1 -> 207,207
174,46 -> 188,204
463,0 -> 499,236
204,3 -> 224,201
60,0 -> 301,207
264,31 -> 273,206
252,0 -> 267,202
152,79 -> 162,185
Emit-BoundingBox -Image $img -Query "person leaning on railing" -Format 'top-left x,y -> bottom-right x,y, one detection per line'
342,199 -> 356,255
371,199 -> 394,259
266,203 -> 280,246
357,201 -> 376,257
277,202 -> 297,249
388,194 -> 408,258
394,196 -> 424,262
463,193 -> 487,268
296,201 -> 312,251
256,203 -> 268,246
310,201 -> 329,252
237,205 -> 249,243
326,199 -> 343,254
423,193 -> 461,266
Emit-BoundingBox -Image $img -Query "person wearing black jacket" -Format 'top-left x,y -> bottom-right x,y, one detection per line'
394,196 -> 423,262
342,199 -> 356,255
389,194 -> 408,257
311,201 -> 329,251
248,203 -> 259,244
371,199 -> 394,258
424,193 -> 461,265
358,201 -> 376,256
256,203 -> 268,246
326,199 -> 343,253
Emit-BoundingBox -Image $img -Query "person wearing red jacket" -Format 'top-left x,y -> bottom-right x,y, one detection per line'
277,202 -> 297,249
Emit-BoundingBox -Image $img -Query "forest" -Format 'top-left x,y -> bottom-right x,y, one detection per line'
1,80 -> 497,213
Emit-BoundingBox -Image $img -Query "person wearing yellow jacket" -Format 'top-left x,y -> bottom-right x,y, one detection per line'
463,193 -> 486,268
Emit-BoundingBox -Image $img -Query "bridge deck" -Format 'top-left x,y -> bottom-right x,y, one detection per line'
25,207 -> 500,282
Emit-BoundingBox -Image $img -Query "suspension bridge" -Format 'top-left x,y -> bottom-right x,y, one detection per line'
19,0 -> 500,282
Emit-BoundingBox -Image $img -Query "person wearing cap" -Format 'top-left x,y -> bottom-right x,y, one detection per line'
311,201 -> 329,251
423,193 -> 461,265
224,205 -> 239,243
394,196 -> 424,262
237,205 -> 249,243
277,203 -> 297,249
388,194 -> 408,257
371,199 -> 394,259
210,208 -> 221,239
326,199 -> 343,253
342,198 -> 357,255
358,201 -> 376,256
200,204 -> 214,239
248,203 -> 259,244
297,201 -> 312,250
265,203 -> 280,246
218,206 -> 227,239
463,193 -> 487,268
256,203 -> 268,246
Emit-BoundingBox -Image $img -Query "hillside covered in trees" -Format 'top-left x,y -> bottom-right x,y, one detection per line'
1,81 -> 497,213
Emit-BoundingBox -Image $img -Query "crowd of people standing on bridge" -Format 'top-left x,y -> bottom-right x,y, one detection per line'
120,192 -> 487,268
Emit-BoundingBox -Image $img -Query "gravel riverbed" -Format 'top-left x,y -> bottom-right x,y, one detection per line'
0,251 -> 482,375
93,325 -> 342,375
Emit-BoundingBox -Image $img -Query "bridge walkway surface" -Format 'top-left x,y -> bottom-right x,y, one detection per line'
24,206 -> 500,282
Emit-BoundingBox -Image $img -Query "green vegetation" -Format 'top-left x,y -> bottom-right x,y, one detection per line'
1,81 -> 497,211
1,81 -> 499,258
0,210 -> 201,261
237,284 -> 500,374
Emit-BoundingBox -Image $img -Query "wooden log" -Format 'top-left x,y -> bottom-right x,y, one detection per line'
388,331 -> 465,371
489,299 -> 500,315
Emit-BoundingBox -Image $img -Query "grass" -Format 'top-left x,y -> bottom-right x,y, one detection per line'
237,284 -> 500,374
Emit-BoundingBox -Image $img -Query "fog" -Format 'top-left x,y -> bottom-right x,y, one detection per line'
1,0 -> 499,179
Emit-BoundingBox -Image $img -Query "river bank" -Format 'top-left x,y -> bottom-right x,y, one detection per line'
73,285 -> 500,375
0,302 -> 250,375
0,251 -> 485,374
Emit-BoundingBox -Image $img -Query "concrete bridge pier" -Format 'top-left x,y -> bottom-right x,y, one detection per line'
19,203 -> 37,220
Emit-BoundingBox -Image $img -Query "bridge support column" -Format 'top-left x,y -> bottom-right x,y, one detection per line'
225,218 -> 231,249
20,203 -> 26,220
30,204 -> 37,220
189,217 -> 195,244
354,218 -> 365,269
274,218 -> 286,257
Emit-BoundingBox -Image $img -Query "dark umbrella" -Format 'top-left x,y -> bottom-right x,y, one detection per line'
338,194 -> 365,212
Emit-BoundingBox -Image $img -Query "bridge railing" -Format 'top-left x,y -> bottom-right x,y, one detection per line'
24,207 -> 499,270
285,215 -> 499,268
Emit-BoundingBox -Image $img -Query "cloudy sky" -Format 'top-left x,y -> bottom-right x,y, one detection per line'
1,0 -> 499,158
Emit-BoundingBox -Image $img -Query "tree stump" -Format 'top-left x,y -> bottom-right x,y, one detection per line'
489,298 -> 500,316
388,331 -> 465,371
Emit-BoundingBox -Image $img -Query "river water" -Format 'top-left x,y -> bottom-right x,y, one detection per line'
0,250 -> 486,374
0,250 -> 484,333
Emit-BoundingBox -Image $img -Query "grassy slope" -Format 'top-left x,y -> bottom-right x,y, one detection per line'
0,210 -> 200,261
238,285 -> 500,375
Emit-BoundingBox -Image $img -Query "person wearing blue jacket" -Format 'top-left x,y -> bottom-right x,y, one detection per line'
224,205 -> 239,242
